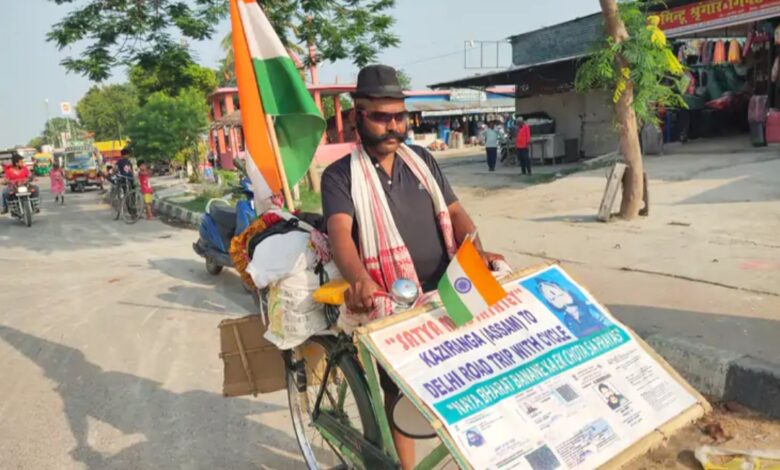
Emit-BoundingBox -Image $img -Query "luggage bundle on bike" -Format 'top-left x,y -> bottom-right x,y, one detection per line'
218,209 -> 336,396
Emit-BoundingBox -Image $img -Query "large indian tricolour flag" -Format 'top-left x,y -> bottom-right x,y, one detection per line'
438,238 -> 508,327
230,0 -> 324,204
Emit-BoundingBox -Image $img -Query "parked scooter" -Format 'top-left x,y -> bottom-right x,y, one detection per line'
6,181 -> 40,227
192,172 -> 255,276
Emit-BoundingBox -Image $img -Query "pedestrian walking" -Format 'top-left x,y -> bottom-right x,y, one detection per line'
49,162 -> 65,204
481,122 -> 500,172
515,116 -> 532,175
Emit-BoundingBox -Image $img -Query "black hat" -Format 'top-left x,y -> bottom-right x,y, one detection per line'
353,64 -> 405,100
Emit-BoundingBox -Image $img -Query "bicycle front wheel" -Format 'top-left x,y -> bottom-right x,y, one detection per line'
287,336 -> 381,469
123,190 -> 143,224
112,191 -> 122,220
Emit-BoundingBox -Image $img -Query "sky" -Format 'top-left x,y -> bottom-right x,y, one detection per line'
0,0 -> 599,149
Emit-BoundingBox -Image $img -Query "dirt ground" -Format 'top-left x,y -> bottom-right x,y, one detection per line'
631,404 -> 780,469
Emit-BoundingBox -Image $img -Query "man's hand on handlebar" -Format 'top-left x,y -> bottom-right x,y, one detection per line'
344,277 -> 383,314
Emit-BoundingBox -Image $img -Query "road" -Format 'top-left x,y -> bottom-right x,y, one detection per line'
0,182 -> 305,469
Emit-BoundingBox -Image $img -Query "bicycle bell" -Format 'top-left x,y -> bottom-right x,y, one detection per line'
391,279 -> 419,308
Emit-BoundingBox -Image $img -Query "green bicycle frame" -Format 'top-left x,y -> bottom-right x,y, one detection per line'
305,333 -> 456,470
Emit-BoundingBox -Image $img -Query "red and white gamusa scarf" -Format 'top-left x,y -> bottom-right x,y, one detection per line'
349,144 -> 456,321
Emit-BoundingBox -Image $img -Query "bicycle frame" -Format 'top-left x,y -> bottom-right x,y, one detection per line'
301,334 -> 452,470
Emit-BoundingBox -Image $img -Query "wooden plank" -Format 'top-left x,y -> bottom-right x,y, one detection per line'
598,162 -> 627,222
232,324 -> 258,395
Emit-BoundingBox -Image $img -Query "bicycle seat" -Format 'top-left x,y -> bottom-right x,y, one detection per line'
313,279 -> 349,306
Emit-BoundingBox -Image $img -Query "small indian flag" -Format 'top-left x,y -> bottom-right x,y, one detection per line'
438,238 -> 508,327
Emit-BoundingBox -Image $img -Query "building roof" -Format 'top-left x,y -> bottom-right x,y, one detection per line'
406,98 -> 516,117
430,0 -> 710,92
210,85 -> 517,100
212,110 -> 242,128
430,59 -> 577,95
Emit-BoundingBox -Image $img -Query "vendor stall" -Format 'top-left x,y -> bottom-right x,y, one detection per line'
660,1 -> 780,145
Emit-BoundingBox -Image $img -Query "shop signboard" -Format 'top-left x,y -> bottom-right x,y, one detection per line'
359,265 -> 709,470
660,0 -> 780,36
451,88 -> 487,103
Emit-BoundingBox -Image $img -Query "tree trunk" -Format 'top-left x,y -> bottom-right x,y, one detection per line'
599,0 -> 644,220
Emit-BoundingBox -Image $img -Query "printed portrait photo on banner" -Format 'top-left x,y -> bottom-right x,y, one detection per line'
596,381 -> 626,411
465,428 -> 486,448
521,267 -> 612,339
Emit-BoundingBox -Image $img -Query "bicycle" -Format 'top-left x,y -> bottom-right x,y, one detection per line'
281,280 -> 459,470
111,175 -> 142,224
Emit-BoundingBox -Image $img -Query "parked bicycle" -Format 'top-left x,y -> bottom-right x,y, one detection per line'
110,175 -> 143,224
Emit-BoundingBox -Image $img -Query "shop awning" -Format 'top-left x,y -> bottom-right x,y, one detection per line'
429,59 -> 578,97
406,98 -> 516,117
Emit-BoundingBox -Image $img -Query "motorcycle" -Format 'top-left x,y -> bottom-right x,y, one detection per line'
192,175 -> 256,276
7,181 -> 40,227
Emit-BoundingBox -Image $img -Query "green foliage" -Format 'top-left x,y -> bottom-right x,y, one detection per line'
76,84 -> 139,141
27,136 -> 45,150
216,169 -> 239,186
260,0 -> 400,68
46,0 -> 227,81
321,95 -> 353,119
575,1 -> 686,126
218,1 -> 399,84
173,140 -> 208,166
298,185 -> 322,214
49,0 -> 398,84
396,68 -> 412,90
129,48 -> 218,103
127,88 -> 209,164
217,32 -> 237,87
42,117 -> 84,147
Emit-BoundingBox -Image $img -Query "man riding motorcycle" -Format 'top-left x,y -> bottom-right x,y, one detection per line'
2,154 -> 39,214
321,64 -> 504,470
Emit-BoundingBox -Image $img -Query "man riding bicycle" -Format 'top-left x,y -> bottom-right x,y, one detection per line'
115,148 -> 134,188
321,64 -> 504,469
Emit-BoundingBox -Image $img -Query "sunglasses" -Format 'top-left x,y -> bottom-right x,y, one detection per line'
358,109 -> 409,124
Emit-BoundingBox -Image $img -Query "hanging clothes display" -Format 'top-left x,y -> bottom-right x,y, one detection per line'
727,39 -> 742,64
700,40 -> 710,64
712,40 -> 726,65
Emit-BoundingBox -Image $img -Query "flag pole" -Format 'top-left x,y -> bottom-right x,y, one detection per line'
265,115 -> 296,212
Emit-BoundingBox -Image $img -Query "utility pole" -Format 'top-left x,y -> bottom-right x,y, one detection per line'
44,99 -> 51,146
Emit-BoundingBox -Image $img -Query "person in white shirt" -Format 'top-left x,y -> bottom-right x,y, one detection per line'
481,122 -> 500,172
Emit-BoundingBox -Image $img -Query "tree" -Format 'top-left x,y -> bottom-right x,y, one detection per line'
576,0 -> 685,220
322,96 -> 353,120
396,69 -> 412,90
46,0 -> 227,82
217,32 -> 237,87
27,136 -> 45,150
128,47 -> 218,103
42,117 -> 84,148
76,84 -> 139,141
273,0 -> 400,68
127,88 -> 209,171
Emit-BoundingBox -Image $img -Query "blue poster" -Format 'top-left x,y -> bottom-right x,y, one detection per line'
521,266 -> 612,339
